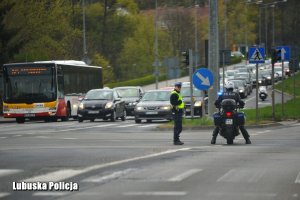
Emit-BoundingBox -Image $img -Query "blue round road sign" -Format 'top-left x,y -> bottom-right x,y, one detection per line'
192,68 -> 214,90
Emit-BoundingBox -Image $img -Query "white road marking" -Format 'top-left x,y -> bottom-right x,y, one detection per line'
292,123 -> 300,127
82,168 -> 137,183
123,191 -> 187,196
21,148 -> 191,182
34,136 -> 50,139
12,135 -> 22,137
61,138 -> 78,140
168,169 -> 202,182
293,193 -> 299,198
0,169 -> 23,177
117,124 -> 138,128
217,169 -> 265,183
245,96 -> 255,103
295,172 -> 300,183
252,134 -> 258,136
256,130 -> 271,134
0,193 -> 10,198
22,169 -> 85,182
33,192 -> 70,197
0,137 -> 7,139
208,192 -> 277,198
45,124 -> 116,133
138,124 -> 159,128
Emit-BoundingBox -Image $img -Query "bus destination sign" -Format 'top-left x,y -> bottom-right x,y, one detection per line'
8,66 -> 51,76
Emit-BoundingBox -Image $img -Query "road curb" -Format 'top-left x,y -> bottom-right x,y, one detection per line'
155,122 -> 284,131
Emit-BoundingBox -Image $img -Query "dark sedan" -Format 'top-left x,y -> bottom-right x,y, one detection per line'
114,86 -> 144,116
77,89 -> 126,122
134,90 -> 173,123
181,86 -> 205,116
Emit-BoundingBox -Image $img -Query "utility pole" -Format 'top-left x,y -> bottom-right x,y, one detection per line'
208,0 -> 219,117
82,0 -> 88,63
154,0 -> 159,89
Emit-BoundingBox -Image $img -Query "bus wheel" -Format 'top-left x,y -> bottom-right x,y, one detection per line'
16,118 -> 25,124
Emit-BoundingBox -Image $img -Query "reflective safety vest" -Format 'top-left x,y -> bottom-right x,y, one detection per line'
171,90 -> 185,109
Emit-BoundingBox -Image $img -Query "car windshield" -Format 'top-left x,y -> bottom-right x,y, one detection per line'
230,80 -> 243,88
116,88 -> 139,97
181,87 -> 202,97
3,65 -> 56,103
226,71 -> 235,76
142,91 -> 170,101
85,90 -> 113,100
274,68 -> 282,72
235,73 -> 248,79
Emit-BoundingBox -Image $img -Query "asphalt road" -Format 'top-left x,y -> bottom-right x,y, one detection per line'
0,119 -> 300,200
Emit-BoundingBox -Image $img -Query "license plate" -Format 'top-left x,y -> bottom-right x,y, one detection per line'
25,113 -> 35,117
225,119 -> 233,125
186,109 -> 191,112
88,111 -> 99,114
146,111 -> 158,115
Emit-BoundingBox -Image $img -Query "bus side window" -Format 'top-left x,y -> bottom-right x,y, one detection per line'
58,75 -> 64,98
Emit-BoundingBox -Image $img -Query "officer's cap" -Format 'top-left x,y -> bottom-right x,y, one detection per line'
174,82 -> 182,87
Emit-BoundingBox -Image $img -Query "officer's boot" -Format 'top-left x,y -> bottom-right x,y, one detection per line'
240,126 -> 251,144
211,127 -> 219,144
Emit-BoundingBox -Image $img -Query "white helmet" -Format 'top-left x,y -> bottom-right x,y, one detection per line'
225,81 -> 234,90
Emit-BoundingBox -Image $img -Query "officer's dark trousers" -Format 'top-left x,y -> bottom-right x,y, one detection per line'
173,110 -> 183,142
212,126 -> 250,140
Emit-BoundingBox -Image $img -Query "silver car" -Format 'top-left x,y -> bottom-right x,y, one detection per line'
134,90 -> 173,123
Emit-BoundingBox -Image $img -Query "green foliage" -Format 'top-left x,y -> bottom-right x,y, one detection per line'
230,56 -> 243,65
106,74 -> 167,88
2,0 -> 80,62
92,53 -> 116,84
275,72 -> 300,97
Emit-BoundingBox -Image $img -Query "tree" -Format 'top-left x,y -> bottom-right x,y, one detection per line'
92,53 -> 116,84
2,0 -> 81,62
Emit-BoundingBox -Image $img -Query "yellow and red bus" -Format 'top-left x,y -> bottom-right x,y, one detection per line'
2,60 -> 103,123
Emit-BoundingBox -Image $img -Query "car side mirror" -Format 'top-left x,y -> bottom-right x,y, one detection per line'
115,97 -> 121,102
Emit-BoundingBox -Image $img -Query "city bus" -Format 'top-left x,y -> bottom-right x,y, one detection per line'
2,60 -> 103,123
0,68 -> 3,115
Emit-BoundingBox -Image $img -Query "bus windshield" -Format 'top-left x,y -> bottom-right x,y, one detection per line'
3,64 -> 56,103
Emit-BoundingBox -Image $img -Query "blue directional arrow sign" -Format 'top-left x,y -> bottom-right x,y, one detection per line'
276,46 -> 290,61
249,47 -> 265,64
192,68 -> 214,91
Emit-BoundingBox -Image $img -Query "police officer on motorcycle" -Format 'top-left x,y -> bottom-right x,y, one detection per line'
170,82 -> 185,145
211,82 -> 251,144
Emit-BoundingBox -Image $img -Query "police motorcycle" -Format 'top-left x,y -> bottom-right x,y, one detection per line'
213,99 -> 245,145
258,86 -> 268,101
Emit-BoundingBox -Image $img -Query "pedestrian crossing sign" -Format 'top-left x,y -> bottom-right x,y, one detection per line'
248,47 -> 265,64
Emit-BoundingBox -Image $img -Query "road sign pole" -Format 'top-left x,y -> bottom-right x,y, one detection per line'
189,49 -> 194,119
222,52 -> 225,92
281,59 -> 284,119
271,62 -> 275,121
256,63 -> 259,125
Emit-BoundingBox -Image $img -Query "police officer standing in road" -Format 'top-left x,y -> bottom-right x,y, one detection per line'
211,82 -> 251,144
170,82 -> 185,145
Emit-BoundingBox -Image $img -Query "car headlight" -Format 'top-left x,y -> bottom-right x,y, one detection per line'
79,103 -> 84,110
105,102 -> 113,109
258,80 -> 262,83
267,77 -> 271,80
239,89 -> 244,92
160,105 -> 172,110
129,102 -> 137,106
135,106 -> 144,111
194,101 -> 202,107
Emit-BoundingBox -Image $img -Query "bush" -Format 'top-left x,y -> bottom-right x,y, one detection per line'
106,74 -> 167,88
230,56 -> 243,65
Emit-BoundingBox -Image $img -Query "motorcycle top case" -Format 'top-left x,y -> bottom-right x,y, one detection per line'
235,112 -> 245,125
213,112 -> 222,126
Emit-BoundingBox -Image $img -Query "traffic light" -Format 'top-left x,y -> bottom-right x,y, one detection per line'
271,48 -> 281,65
181,50 -> 189,66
